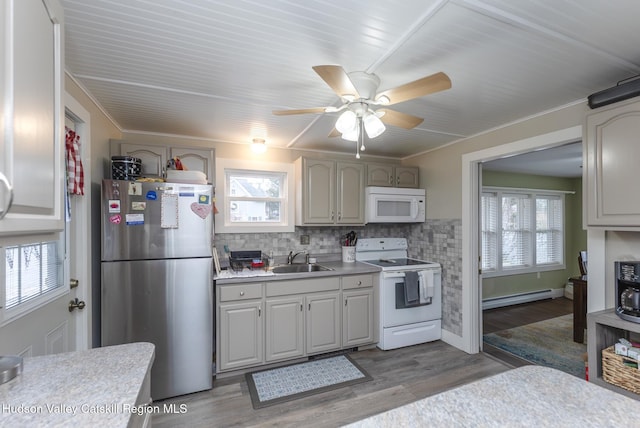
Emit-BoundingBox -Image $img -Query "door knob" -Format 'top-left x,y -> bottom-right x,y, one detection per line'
68,298 -> 86,312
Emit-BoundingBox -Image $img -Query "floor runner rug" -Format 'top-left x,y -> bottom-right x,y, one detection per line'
246,354 -> 372,409
483,314 -> 587,379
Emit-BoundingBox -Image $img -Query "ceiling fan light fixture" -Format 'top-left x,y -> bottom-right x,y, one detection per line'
335,110 -> 357,134
375,95 -> 390,105
341,127 -> 359,141
363,112 -> 386,138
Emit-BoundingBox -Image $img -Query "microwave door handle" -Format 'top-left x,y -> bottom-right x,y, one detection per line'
411,199 -> 419,219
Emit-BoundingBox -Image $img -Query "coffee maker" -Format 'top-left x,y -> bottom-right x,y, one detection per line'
616,261 -> 640,323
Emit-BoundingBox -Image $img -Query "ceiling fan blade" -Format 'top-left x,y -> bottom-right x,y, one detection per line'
328,127 -> 341,138
312,65 -> 360,99
376,72 -> 451,105
272,107 -> 328,116
377,109 -> 424,129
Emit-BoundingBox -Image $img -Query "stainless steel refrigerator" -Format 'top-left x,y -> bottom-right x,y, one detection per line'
101,179 -> 214,400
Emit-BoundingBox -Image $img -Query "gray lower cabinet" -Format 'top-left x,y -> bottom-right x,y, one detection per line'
306,292 -> 341,354
217,283 -> 264,372
217,274 -> 374,373
343,289 -> 374,347
265,296 -> 304,362
342,274 -> 374,347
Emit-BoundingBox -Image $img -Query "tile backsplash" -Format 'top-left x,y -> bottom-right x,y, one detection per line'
214,219 -> 462,336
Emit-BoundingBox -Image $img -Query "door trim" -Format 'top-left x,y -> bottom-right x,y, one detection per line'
65,92 -> 91,351
461,125 -> 582,354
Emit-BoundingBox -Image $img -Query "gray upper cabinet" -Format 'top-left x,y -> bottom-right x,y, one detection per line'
110,140 -> 215,183
366,164 -> 419,188
295,157 -> 365,226
118,142 -> 167,178
0,0 -> 65,235
585,98 -> 640,227
170,147 -> 215,182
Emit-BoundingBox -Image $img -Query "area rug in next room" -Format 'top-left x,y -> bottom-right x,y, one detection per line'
245,354 -> 372,409
483,314 -> 587,379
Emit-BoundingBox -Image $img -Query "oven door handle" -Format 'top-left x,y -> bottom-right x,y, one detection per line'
382,272 -> 406,279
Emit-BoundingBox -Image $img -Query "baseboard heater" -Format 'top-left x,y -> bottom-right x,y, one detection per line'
482,289 -> 554,310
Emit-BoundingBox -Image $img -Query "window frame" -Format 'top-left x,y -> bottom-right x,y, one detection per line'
1,232 -> 68,325
215,158 -> 295,233
481,186 -> 566,278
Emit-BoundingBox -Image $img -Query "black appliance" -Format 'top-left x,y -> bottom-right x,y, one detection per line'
615,261 -> 640,323
588,76 -> 640,109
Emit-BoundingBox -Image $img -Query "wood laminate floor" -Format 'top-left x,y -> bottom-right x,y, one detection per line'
482,297 -> 574,368
483,297 -> 573,334
153,298 -> 572,427
153,341 -> 511,427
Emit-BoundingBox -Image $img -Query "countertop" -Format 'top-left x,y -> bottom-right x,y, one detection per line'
215,260 -> 380,284
345,365 -> 640,427
0,342 -> 155,427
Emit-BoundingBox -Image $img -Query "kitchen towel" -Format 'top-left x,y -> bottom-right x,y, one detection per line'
404,271 -> 420,305
418,270 -> 435,304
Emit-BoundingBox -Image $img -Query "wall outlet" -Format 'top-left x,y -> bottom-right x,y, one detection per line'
300,234 -> 310,245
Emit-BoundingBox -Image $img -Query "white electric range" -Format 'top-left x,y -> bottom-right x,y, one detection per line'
356,238 -> 442,350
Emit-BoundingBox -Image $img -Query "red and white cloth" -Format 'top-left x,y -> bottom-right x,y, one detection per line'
65,126 -> 85,195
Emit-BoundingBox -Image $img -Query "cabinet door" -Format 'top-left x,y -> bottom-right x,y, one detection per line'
306,292 -> 341,354
343,289 -> 374,347
395,167 -> 419,188
366,164 -> 394,187
219,301 -> 263,371
585,100 -> 640,226
265,296 -> 304,362
170,147 -> 215,184
120,143 -> 168,178
0,0 -> 64,235
336,162 -> 365,224
302,158 -> 335,224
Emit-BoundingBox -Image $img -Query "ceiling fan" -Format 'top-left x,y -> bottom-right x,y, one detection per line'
272,65 -> 451,157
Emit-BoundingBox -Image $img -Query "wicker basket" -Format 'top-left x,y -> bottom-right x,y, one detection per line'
602,346 -> 640,394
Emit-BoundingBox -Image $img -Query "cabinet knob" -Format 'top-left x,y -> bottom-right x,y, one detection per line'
239,291 -> 245,296
357,281 -> 362,286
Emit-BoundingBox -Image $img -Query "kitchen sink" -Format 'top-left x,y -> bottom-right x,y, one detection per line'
271,264 -> 333,274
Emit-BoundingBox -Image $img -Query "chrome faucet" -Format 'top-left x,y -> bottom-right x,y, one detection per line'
287,250 -> 308,264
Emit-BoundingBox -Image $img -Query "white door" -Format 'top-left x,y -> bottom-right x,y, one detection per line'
0,94 -> 91,357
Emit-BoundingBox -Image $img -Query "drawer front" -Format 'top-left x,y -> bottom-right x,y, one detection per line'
266,277 -> 340,297
219,283 -> 263,302
342,274 -> 373,290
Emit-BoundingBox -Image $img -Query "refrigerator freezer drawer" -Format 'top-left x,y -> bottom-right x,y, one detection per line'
101,257 -> 213,400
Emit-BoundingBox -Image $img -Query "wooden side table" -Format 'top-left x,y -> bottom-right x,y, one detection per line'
571,275 -> 588,343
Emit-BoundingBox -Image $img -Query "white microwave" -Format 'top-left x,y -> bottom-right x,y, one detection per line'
365,186 -> 426,223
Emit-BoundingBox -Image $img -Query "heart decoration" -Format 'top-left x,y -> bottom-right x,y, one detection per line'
191,202 -> 211,219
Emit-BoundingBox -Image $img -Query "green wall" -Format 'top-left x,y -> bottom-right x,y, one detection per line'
481,170 -> 586,299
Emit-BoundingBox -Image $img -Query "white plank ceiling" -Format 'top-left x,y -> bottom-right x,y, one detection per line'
61,0 -> 640,163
